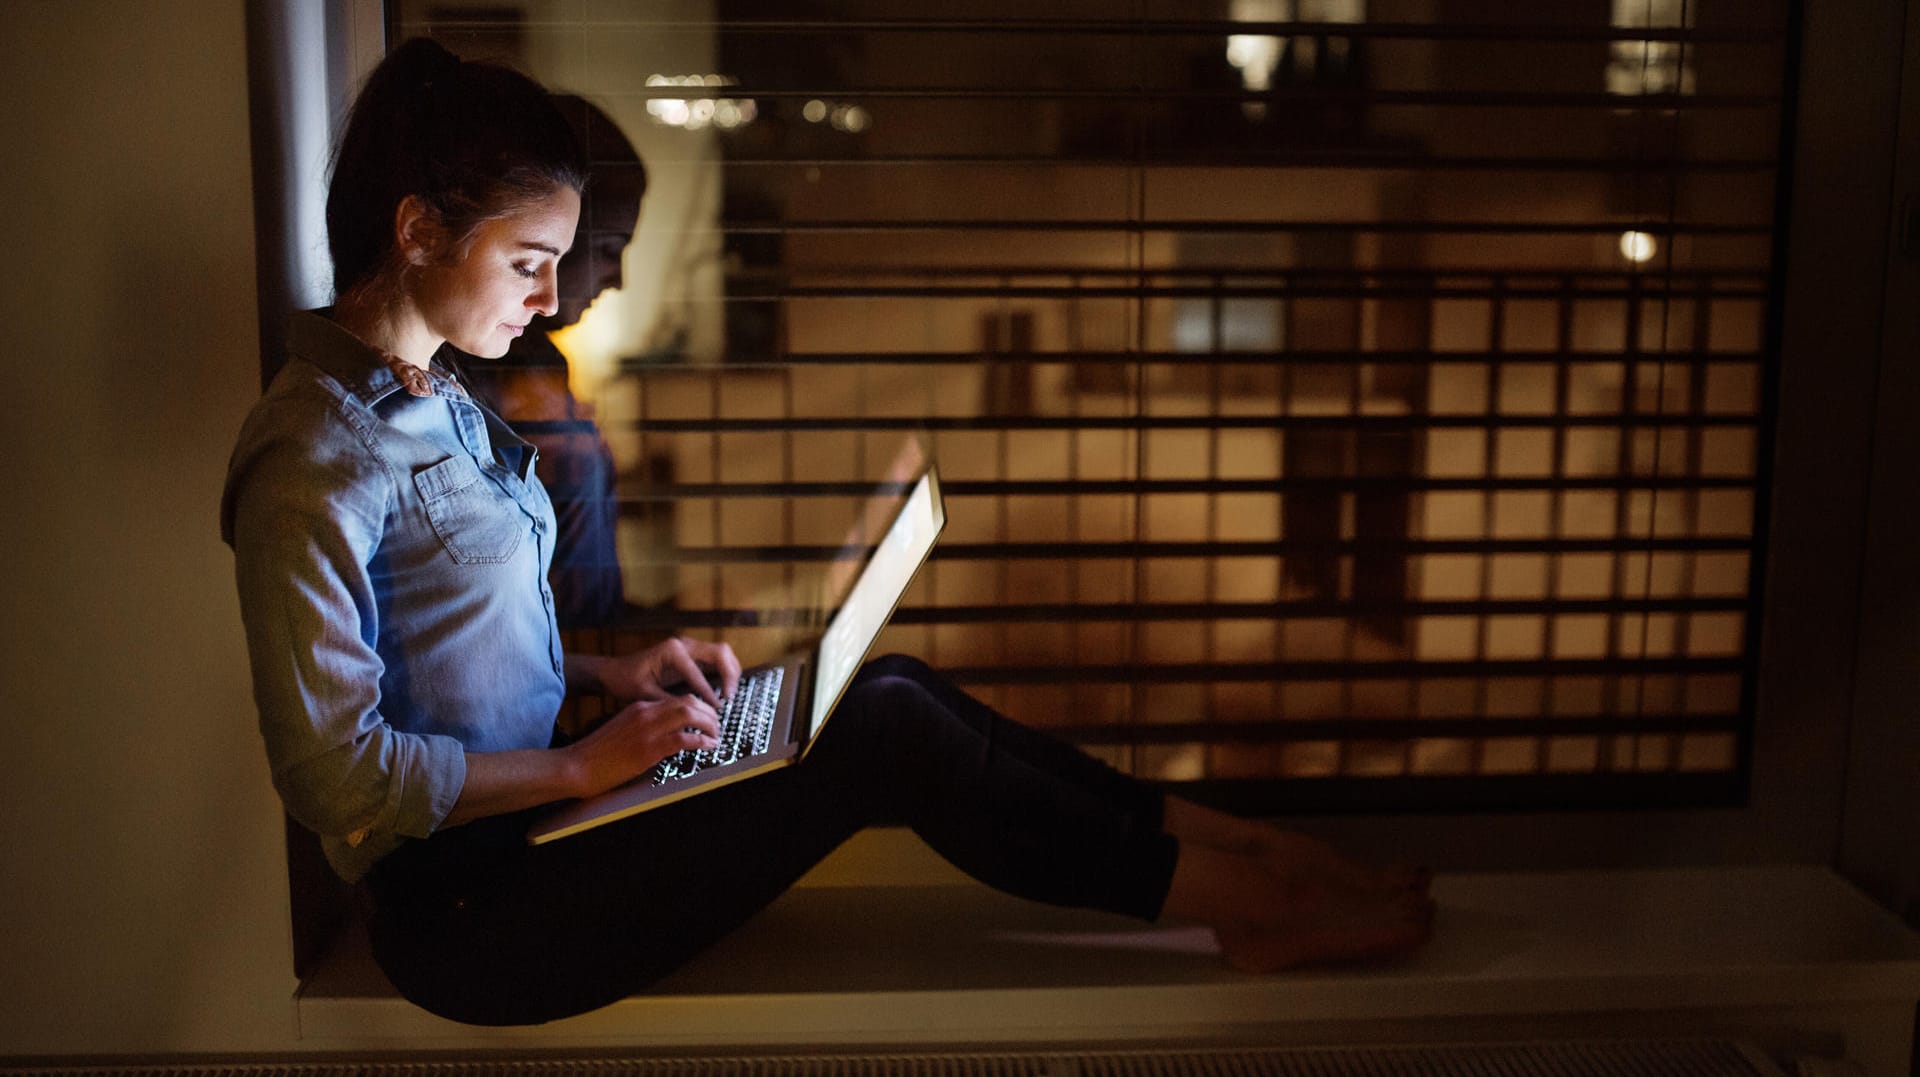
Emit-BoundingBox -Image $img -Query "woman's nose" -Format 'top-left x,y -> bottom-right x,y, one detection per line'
531,267 -> 560,317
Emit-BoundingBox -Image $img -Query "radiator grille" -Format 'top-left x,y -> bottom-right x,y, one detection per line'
1,1037 -> 1790,1077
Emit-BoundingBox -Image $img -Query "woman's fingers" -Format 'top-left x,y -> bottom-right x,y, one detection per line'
684,638 -> 742,698
583,697 -> 722,786
656,636 -> 742,704
658,637 -> 724,709
663,695 -> 720,742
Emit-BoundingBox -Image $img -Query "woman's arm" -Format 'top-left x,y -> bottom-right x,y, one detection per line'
565,637 -> 742,707
563,653 -> 612,696
445,643 -> 738,828
443,693 -> 724,827
227,405 -> 467,852
443,747 -> 585,828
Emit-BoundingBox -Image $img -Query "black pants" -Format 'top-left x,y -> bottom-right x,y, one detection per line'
367,654 -> 1181,1025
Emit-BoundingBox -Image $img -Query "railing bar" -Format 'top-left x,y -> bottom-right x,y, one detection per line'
712,220 -> 1777,235
660,353 -> 1766,374
618,414 -> 1763,433
727,284 -> 1771,300
400,16 -> 1785,44
886,598 -> 1750,621
687,153 -> 1780,173
640,536 -> 1753,561
1049,715 -> 1743,744
937,658 -> 1743,681
733,263 -> 1774,278
609,475 -> 1756,498
585,87 -> 1780,109
628,600 -> 1747,625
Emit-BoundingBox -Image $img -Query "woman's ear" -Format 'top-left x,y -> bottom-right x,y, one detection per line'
393,195 -> 445,266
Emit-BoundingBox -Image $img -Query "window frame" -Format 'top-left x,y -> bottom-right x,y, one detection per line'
249,7 -> 1901,982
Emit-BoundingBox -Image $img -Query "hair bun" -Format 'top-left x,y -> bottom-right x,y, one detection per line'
388,36 -> 461,88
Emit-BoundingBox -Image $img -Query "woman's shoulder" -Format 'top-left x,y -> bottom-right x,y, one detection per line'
221,361 -> 400,543
237,359 -> 390,466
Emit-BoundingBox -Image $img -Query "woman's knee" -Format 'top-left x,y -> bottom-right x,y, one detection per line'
838,671 -> 983,755
859,652 -> 936,686
841,671 -> 935,724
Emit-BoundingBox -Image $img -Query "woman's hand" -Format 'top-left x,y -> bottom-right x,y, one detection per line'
564,694 -> 723,797
592,636 -> 742,708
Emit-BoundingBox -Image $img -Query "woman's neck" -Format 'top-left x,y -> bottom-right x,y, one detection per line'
332,287 -> 442,369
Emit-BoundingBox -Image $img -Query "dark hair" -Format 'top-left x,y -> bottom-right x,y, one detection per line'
551,94 -> 647,220
326,38 -> 588,301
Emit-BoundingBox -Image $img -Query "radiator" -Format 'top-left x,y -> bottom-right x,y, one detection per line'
0,1037 -> 1807,1077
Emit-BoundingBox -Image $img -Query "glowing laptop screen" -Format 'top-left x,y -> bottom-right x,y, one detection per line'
806,469 -> 943,739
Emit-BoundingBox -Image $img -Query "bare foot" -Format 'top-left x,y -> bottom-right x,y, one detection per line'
1162,799 -> 1430,899
1215,884 -> 1433,973
1255,829 -> 1431,899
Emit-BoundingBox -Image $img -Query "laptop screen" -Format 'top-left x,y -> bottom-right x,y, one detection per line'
805,467 -> 944,740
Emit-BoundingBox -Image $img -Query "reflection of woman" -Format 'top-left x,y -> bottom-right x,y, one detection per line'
457,95 -> 643,629
221,39 -> 1432,1027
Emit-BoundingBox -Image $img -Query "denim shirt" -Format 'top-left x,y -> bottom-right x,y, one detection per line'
221,311 -> 567,882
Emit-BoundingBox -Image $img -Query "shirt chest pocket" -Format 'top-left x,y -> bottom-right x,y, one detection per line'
413,455 -> 525,565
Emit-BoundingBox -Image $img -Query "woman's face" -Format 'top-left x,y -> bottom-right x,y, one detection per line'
551,223 -> 635,329
413,186 -> 582,359
551,172 -> 644,329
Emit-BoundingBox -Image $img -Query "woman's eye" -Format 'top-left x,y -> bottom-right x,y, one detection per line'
512,262 -> 536,280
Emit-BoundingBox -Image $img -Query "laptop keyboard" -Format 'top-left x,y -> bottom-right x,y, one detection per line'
652,665 -> 785,785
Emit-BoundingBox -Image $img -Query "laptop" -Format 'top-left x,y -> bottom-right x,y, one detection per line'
528,463 -> 946,843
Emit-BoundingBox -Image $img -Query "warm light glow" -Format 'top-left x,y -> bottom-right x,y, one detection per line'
1607,0 -> 1697,97
548,296 -> 624,403
644,74 -> 757,130
652,98 -> 691,127
1620,230 -> 1659,263
803,99 -> 828,123
1226,0 -> 1286,121
829,104 -> 870,133
1226,34 -> 1282,93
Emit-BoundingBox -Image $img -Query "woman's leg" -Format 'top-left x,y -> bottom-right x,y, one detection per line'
860,655 -> 1428,896
852,653 -> 1166,826
799,664 -> 1181,917
836,658 -> 1432,971
368,663 -> 1178,1024
369,754 -> 881,1025
852,656 -> 1434,968
369,658 -> 1430,1024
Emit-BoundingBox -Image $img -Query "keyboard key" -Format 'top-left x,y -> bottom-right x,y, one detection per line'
654,666 -> 785,785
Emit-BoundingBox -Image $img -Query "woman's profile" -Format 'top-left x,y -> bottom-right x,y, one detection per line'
221,37 -> 1433,1027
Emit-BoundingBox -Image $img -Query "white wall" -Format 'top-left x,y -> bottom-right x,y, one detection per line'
0,1 -> 301,1055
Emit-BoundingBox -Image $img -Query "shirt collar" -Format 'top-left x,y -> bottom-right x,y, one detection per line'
286,309 -> 472,405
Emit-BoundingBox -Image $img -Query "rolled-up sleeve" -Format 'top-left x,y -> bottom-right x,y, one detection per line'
225,398 -> 466,877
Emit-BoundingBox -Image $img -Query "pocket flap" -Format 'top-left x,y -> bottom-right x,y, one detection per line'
412,455 -> 482,503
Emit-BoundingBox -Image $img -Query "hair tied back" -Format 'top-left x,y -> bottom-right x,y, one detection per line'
326,36 -> 587,302
392,36 -> 461,91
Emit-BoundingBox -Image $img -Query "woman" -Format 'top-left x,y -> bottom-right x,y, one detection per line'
222,38 -> 1432,1027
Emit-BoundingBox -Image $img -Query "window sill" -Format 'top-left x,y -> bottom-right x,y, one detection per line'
294,851 -> 1920,1067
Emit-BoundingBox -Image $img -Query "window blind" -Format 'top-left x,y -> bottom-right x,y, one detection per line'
398,0 -> 1793,813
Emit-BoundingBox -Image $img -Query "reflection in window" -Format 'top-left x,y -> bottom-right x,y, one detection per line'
1608,0 -> 1698,97
395,3 -> 1789,812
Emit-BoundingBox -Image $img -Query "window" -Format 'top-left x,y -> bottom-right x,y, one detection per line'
396,1 -> 1792,814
